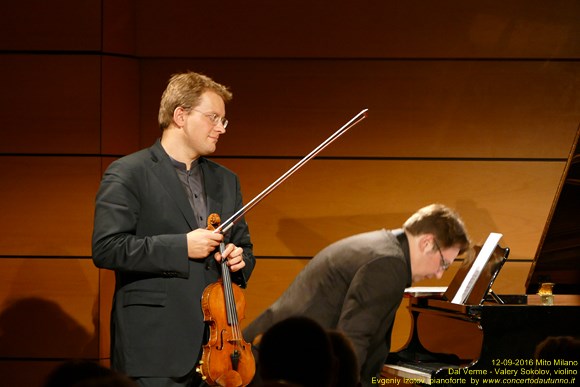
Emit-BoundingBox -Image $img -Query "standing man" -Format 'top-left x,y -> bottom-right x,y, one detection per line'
92,71 -> 255,387
243,203 -> 470,387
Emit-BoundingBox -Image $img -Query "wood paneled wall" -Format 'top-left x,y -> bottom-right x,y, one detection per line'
1,1 -> 579,385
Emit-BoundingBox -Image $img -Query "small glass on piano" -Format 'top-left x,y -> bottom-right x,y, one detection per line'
537,282 -> 555,305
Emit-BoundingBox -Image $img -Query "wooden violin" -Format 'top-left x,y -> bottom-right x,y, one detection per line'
197,213 -> 255,387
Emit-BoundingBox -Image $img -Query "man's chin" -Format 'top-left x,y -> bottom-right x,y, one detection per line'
201,144 -> 217,155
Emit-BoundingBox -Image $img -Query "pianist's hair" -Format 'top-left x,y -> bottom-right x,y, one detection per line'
403,203 -> 470,254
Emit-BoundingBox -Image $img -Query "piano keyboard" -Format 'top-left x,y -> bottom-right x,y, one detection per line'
383,362 -> 460,385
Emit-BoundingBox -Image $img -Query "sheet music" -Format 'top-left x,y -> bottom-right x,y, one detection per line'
451,232 -> 503,304
404,287 -> 447,297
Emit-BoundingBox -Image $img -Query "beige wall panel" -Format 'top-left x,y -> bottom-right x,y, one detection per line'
138,63 -> 183,149
135,1 -> 580,58
213,158 -> 565,259
0,1 -> 102,51
0,55 -> 101,155
102,0 -> 136,55
101,57 -> 141,155
485,261 -> 534,295
139,60 -> 580,158
0,156 -> 101,256
0,258 -> 99,359
241,258 -> 310,330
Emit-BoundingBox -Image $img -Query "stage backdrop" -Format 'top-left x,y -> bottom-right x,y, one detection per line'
1,1 -> 579,385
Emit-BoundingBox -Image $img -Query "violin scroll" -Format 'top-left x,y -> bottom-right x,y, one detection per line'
207,213 -> 221,231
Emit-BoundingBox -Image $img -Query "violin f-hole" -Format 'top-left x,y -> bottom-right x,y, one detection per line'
217,329 -> 227,350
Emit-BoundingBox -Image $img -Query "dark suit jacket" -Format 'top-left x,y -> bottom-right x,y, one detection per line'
243,229 -> 411,386
92,140 -> 255,378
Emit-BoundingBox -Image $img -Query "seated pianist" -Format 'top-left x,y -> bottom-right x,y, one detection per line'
243,203 -> 471,387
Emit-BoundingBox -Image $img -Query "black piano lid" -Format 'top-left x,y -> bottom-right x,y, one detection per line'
526,125 -> 580,295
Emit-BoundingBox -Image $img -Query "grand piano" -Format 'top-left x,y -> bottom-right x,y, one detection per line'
383,127 -> 580,386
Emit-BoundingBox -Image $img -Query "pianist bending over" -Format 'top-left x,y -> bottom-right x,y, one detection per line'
243,203 -> 471,387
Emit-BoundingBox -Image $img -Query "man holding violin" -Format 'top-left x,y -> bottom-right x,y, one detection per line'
92,71 -> 255,387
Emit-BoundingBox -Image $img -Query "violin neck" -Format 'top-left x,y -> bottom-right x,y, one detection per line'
219,242 -> 240,327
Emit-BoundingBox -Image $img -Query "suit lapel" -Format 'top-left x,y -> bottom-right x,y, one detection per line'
149,141 -> 197,230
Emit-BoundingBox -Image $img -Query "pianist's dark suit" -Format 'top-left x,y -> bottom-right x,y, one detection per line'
243,229 -> 412,386
92,140 -> 255,379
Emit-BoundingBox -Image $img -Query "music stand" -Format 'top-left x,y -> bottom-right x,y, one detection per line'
443,233 -> 510,305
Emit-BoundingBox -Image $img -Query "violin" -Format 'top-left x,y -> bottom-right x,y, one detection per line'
196,109 -> 368,386
197,213 -> 255,387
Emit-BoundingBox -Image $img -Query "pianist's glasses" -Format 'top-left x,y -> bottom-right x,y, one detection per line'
434,239 -> 451,271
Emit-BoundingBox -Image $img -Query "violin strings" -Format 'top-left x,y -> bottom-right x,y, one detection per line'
222,258 -> 242,343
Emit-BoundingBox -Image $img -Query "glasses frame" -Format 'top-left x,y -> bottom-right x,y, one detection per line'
433,239 -> 451,271
191,108 -> 229,129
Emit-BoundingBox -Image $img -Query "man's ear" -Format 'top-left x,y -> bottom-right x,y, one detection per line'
418,234 -> 434,253
173,106 -> 188,128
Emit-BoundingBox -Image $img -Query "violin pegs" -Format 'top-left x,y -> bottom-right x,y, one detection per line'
199,360 -> 204,365
196,367 -> 201,374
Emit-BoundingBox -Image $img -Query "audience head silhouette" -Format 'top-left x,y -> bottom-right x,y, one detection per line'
258,316 -> 334,387
535,335 -> 580,360
327,330 -> 361,387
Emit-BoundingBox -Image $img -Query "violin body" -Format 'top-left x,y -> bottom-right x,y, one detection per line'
199,278 -> 255,386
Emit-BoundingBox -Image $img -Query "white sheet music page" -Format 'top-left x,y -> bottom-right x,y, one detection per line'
450,232 -> 503,305
404,287 -> 447,297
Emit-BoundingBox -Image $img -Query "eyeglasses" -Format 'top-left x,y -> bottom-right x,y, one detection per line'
433,239 -> 451,271
191,109 -> 229,129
